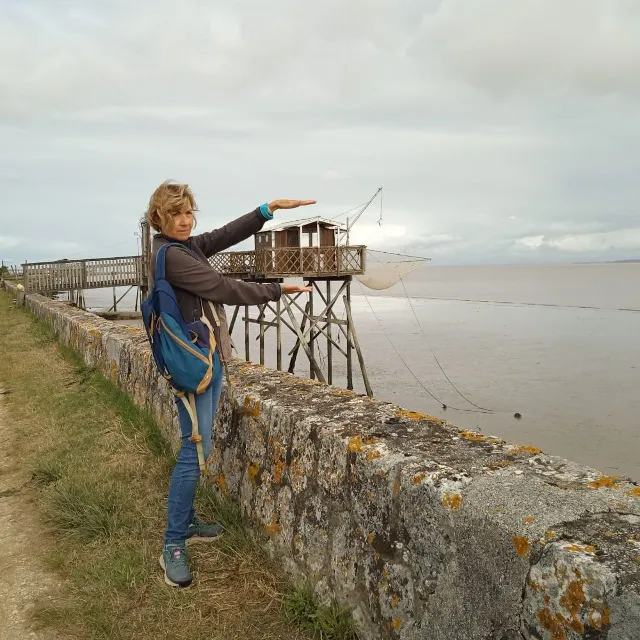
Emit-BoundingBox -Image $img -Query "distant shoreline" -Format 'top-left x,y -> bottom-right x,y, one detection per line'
574,259 -> 640,264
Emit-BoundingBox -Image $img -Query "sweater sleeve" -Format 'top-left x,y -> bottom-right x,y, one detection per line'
165,245 -> 281,306
190,208 -> 266,258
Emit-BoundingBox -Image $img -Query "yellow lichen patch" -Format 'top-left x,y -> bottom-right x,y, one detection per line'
396,409 -> 443,424
487,459 -> 514,470
513,536 -> 530,558
393,478 -> 401,497
247,463 -> 260,484
537,608 -> 567,640
391,618 -> 401,630
508,444 -> 542,455
347,436 -> 363,453
215,472 -> 229,495
560,580 -> 585,617
265,515 -> 280,536
442,492 -> 462,511
243,397 -> 261,417
628,487 -> 640,497
366,450 -> 382,461
391,596 -> 399,609
289,460 -> 303,479
588,475 -> 621,489
460,430 -> 486,442
274,459 -> 285,485
523,516 -> 536,525
569,618 -> 585,634
588,608 -> 610,631
563,543 -> 596,553
412,472 -> 426,485
396,409 -> 426,420
367,532 -> 376,545
331,388 -> 355,397
109,361 -> 119,384
545,530 -> 558,541
528,580 -> 542,593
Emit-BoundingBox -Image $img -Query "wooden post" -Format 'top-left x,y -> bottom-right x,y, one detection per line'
326,281 -> 333,385
244,304 -> 250,362
344,293 -> 373,398
283,296 -> 326,383
346,281 -> 353,390
228,305 -> 240,334
288,300 -> 311,373
276,296 -> 282,371
259,304 -> 265,365
140,219 -> 151,300
308,285 -> 315,380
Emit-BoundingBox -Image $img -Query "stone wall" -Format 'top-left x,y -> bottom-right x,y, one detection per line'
7,287 -> 640,640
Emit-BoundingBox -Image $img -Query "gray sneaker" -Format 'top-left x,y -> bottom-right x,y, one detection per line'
186,516 -> 224,542
159,544 -> 191,587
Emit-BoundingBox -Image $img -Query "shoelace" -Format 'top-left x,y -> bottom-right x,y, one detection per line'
168,546 -> 187,566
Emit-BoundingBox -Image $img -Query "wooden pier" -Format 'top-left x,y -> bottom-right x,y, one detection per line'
22,256 -> 142,293
21,255 -> 144,312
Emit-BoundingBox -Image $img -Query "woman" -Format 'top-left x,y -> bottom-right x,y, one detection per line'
146,180 -> 314,587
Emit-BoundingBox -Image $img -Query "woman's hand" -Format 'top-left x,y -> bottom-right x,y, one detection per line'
268,199 -> 316,212
281,283 -> 313,294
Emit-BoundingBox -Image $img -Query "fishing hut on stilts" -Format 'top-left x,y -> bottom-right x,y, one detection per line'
211,215 -> 374,396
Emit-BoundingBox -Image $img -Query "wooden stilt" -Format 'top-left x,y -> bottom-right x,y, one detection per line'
259,304 -> 265,365
346,283 -> 353,390
288,300 -> 311,374
344,294 -> 373,397
326,281 -> 333,385
229,305 -> 240,334
283,296 -> 325,383
276,297 -> 282,371
244,304 -> 250,362
309,286 -> 315,380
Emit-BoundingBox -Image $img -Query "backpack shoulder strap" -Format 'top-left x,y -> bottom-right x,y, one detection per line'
155,242 -> 200,282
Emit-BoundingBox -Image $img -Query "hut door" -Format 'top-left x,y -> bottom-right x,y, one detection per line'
320,227 -> 337,271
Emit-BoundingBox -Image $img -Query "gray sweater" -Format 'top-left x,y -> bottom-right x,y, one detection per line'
151,207 -> 282,361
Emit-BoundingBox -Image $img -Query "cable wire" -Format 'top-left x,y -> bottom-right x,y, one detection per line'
399,277 -> 494,413
358,286 -> 492,414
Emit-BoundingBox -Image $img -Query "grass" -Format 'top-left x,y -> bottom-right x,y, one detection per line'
283,587 -> 359,640
0,290 -> 358,640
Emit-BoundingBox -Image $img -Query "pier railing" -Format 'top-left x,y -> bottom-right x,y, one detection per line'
22,256 -> 142,293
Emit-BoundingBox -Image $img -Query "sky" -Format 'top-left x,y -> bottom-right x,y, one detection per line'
1,0 -> 639,267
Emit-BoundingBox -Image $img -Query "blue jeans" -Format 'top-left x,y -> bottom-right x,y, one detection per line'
164,368 -> 223,544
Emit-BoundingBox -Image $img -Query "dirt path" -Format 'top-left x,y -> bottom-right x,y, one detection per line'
0,391 -> 61,640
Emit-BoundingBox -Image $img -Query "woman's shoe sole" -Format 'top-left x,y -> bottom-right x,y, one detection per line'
186,532 -> 222,544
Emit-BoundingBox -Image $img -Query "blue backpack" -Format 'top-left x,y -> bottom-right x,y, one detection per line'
141,242 -> 221,395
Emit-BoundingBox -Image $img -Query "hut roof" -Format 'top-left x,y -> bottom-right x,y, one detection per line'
262,216 -> 347,233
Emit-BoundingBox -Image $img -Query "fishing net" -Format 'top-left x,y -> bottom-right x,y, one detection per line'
356,249 -> 430,290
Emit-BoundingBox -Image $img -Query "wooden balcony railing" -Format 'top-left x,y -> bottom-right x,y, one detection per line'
209,246 -> 366,278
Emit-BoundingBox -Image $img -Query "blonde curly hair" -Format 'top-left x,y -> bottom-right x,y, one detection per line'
145,180 -> 198,233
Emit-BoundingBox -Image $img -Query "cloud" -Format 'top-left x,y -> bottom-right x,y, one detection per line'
517,228 -> 640,253
0,0 -> 639,266
413,0 -> 640,97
